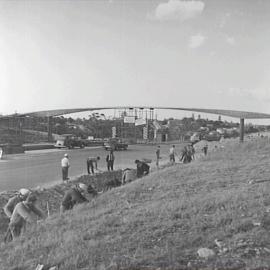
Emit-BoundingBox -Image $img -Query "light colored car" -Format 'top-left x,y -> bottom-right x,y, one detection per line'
54,139 -> 66,148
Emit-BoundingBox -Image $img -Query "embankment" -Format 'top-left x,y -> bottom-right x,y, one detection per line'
0,169 -> 127,237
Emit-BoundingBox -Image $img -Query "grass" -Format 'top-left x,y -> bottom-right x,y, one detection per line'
2,137 -> 270,269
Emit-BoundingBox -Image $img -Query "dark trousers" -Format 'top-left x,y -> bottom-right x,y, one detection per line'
169,154 -> 175,163
62,167 -> 69,180
87,160 -> 94,174
107,160 -> 114,171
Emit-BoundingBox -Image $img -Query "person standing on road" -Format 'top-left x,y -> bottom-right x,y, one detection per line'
106,150 -> 115,171
156,145 -> 161,169
8,194 -> 46,240
61,153 -> 70,181
202,144 -> 208,156
87,156 -> 100,174
60,183 -> 89,213
169,145 -> 176,164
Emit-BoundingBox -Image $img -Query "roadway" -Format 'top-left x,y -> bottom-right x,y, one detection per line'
0,144 -> 179,192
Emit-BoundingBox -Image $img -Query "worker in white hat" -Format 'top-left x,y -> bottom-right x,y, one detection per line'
61,153 -> 70,181
3,188 -> 31,219
8,193 -> 46,240
60,183 -> 89,213
3,188 -> 31,242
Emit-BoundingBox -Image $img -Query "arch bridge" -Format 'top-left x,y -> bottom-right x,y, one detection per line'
4,106 -> 270,142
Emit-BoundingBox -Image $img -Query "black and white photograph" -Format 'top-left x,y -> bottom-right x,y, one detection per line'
1,0 -> 270,269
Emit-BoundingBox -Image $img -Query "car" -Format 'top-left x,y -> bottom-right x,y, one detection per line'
104,138 -> 128,151
202,131 -> 221,142
54,134 -> 85,149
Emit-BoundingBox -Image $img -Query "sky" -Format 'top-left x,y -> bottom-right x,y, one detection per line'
0,0 -> 270,123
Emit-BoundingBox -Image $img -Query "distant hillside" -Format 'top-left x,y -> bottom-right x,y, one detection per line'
1,137 -> 270,269
0,128 -> 49,144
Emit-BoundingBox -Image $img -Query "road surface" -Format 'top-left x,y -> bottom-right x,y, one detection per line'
0,144 -> 183,191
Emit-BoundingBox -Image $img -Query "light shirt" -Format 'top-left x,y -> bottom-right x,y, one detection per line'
169,147 -> 175,155
10,202 -> 44,226
3,195 -> 22,218
61,157 -> 70,168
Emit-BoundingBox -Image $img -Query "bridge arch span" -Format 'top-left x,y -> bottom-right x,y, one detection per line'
6,106 -> 270,142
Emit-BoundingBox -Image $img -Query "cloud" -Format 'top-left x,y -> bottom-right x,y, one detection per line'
189,34 -> 206,48
225,86 -> 270,102
226,36 -> 236,46
152,0 -> 205,21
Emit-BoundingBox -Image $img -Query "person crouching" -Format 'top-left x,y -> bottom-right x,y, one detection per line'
135,160 -> 150,178
8,194 -> 46,240
60,183 -> 89,213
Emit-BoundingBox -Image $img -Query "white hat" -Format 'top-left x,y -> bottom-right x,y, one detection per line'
19,188 -> 30,196
78,183 -> 88,192
64,153 -> 69,157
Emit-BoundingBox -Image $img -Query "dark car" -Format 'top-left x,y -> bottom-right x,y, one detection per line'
54,134 -> 85,149
104,138 -> 128,151
202,131 -> 221,142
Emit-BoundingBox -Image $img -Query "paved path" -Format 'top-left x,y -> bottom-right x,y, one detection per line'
0,144 -> 185,191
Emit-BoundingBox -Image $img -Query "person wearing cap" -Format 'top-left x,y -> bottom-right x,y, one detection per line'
60,183 -> 89,213
8,193 -> 46,240
61,153 -> 70,181
135,160 -> 150,178
86,156 -> 100,175
3,188 -> 31,219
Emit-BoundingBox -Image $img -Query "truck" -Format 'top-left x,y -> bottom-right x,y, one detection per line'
54,134 -> 86,149
103,138 -> 128,151
190,132 -> 201,143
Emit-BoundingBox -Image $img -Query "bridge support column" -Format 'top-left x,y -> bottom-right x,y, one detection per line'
47,116 -> 53,142
240,118 -> 244,142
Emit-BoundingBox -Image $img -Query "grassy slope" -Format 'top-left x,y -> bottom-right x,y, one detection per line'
2,138 -> 270,269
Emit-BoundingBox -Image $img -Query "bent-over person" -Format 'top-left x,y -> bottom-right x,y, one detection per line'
8,194 -> 46,240
3,188 -> 30,219
60,183 -> 89,213
3,188 -> 31,242
122,168 -> 137,184
87,156 -> 100,174
135,160 -> 150,178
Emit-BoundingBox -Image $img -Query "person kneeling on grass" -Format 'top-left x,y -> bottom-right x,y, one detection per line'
8,193 -> 46,241
3,188 -> 31,219
60,183 -> 89,213
135,160 -> 150,178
